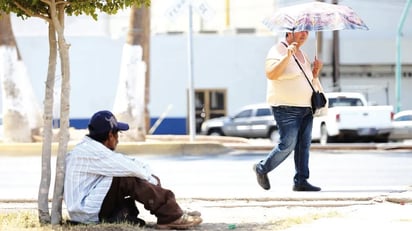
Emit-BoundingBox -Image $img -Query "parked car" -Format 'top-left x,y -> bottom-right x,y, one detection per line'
312,92 -> 394,144
389,110 -> 412,141
200,103 -> 279,141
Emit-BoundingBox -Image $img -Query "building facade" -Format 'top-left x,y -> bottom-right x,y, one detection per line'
6,0 -> 412,134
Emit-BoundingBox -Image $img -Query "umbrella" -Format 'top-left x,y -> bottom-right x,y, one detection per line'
263,1 -> 369,32
262,1 -> 369,56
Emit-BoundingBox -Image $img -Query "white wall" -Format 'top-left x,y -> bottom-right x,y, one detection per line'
150,34 -> 273,117
9,33 -> 412,122
6,0 -> 412,121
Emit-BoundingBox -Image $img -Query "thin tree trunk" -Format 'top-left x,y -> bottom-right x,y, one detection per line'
50,3 -> 70,225
38,23 -> 57,224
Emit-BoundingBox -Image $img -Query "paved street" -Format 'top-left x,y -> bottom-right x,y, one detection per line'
1,149 -> 412,230
2,149 -> 412,200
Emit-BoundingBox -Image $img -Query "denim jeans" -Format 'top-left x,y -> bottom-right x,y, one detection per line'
256,106 -> 313,184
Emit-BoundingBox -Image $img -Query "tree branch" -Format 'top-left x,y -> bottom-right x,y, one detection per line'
14,1 -> 50,22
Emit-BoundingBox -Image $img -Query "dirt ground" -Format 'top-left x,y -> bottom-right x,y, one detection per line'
132,198 -> 411,231
1,198 -> 412,231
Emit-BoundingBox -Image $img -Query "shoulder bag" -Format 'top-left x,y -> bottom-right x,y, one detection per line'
281,42 -> 327,114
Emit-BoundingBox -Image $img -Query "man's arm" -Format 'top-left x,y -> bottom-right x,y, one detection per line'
87,151 -> 156,183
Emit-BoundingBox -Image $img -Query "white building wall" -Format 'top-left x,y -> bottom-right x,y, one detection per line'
12,34 -> 412,118
4,0 -> 412,133
150,34 -> 273,117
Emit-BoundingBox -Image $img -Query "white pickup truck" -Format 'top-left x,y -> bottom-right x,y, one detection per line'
312,92 -> 394,144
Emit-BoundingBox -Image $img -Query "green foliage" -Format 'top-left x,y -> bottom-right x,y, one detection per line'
0,0 -> 150,20
0,0 -> 49,19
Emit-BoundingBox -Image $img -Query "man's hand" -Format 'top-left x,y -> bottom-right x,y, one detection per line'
151,174 -> 161,186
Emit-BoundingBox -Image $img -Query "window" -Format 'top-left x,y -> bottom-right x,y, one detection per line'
256,108 -> 272,117
329,98 -> 364,108
192,89 -> 227,133
397,115 -> 412,122
234,109 -> 252,119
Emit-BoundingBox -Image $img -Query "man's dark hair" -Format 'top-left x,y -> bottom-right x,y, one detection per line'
88,127 -> 112,143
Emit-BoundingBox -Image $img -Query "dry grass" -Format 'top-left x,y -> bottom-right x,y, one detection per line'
268,211 -> 341,230
0,211 -> 144,231
0,209 -> 341,231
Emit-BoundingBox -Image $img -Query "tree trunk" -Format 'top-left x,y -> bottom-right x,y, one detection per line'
0,12 -> 19,51
113,6 -> 150,141
128,6 -> 151,134
50,3 -> 70,225
0,12 -> 42,142
38,23 -> 58,224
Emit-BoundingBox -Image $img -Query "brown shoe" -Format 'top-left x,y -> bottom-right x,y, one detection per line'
156,213 -> 202,230
184,210 -> 201,217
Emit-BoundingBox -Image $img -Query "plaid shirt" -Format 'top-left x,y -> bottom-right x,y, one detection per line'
64,136 -> 156,223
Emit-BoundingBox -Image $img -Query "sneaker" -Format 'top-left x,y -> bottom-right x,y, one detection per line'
253,164 -> 270,190
155,213 -> 202,230
293,181 -> 321,192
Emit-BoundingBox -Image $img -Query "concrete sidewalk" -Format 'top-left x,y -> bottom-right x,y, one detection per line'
1,190 -> 412,230
1,133 -> 412,230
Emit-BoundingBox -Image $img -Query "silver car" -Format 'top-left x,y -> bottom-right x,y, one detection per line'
389,110 -> 412,141
200,103 -> 279,141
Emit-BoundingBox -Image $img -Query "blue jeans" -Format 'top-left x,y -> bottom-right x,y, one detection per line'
256,106 -> 313,184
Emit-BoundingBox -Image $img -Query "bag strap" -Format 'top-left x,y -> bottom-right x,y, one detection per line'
281,41 -> 316,93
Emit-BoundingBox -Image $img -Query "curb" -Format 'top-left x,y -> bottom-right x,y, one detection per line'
1,137 -> 412,157
116,141 -> 233,155
0,141 -> 233,157
2,190 -> 412,206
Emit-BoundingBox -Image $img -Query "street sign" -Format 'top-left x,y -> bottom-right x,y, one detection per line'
165,0 -> 189,21
166,0 -> 215,21
193,0 -> 215,21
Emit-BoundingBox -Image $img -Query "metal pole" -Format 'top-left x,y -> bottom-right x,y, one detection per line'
188,3 -> 196,141
225,0 -> 230,29
332,0 -> 340,92
315,0 -> 324,60
395,0 -> 412,113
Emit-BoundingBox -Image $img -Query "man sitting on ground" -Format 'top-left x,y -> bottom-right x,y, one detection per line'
64,110 -> 202,229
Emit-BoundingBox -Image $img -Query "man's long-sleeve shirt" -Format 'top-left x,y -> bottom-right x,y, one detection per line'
64,136 -> 157,223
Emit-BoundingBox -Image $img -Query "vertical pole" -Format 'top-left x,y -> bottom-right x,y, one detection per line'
225,0 -> 230,29
315,0 -> 324,60
188,3 -> 196,141
395,0 -> 412,113
332,0 -> 340,92
332,30 -> 340,91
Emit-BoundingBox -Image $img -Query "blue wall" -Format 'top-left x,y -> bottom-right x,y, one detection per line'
67,117 -> 187,135
149,118 -> 187,135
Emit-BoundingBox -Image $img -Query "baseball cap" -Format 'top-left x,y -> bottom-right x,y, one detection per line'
88,110 -> 129,135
